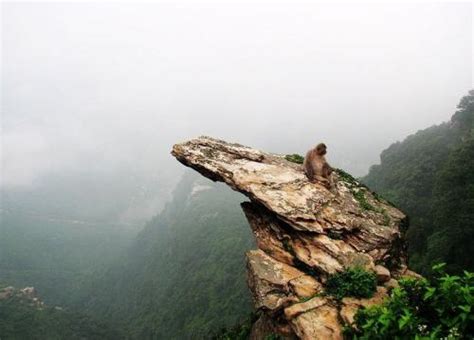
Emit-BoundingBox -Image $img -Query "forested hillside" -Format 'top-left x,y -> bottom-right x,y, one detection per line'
0,211 -> 134,307
3,90 -> 472,337
0,285 -> 123,340
363,90 -> 474,274
0,169 -> 173,306
75,172 -> 255,339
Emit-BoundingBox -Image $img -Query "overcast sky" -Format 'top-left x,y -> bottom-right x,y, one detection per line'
2,2 -> 473,187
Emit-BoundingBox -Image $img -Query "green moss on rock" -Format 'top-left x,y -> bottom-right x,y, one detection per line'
285,154 -> 304,164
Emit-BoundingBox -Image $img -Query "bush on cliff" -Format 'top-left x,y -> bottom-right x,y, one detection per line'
210,312 -> 257,340
345,264 -> 474,339
285,154 -> 305,164
326,267 -> 377,300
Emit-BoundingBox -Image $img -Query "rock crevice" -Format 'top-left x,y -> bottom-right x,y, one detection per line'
172,136 -> 415,339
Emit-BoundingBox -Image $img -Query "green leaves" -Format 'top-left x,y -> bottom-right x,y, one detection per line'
423,287 -> 436,301
211,312 -> 258,340
345,264 -> 474,339
0,293 -> 123,339
398,308 -> 413,330
325,267 -> 377,300
284,154 -> 304,164
431,262 -> 446,273
362,91 -> 474,276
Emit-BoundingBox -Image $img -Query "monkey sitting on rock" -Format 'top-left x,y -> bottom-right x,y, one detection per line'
303,143 -> 334,189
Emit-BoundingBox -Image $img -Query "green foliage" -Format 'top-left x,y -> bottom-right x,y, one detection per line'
351,189 -> 376,212
363,90 -> 474,274
350,188 -> 390,224
453,89 -> 474,133
75,173 -> 255,339
325,267 -> 377,300
0,211 -> 134,306
210,313 -> 258,340
335,169 -> 391,226
0,170 -> 146,306
336,168 -> 360,186
0,294 -> 122,340
211,312 -> 285,340
345,264 -> 474,339
285,154 -> 304,164
0,172 -> 255,339
427,138 -> 474,273
335,168 -> 387,214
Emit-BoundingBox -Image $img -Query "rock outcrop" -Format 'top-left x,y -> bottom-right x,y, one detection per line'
171,136 -> 415,339
0,286 -> 45,309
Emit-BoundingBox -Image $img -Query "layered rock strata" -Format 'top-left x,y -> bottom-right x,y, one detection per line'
171,136 -> 415,339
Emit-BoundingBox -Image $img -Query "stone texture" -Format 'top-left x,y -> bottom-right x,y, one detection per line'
375,264 -> 391,283
246,250 -> 321,311
284,297 -> 343,340
288,275 -> 323,299
171,136 -> 418,339
172,136 -> 406,237
384,278 -> 400,290
249,314 -> 279,340
0,286 -> 14,300
403,269 -> 423,280
340,286 -> 388,325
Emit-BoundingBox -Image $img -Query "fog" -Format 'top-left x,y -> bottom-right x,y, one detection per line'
2,2 -> 472,189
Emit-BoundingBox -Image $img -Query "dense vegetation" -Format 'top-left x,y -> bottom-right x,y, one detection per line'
346,264 -> 474,339
1,170 -> 254,339
0,169 -> 172,306
0,291 -> 123,340
2,91 -> 473,338
326,267 -> 377,300
363,90 -> 474,274
285,154 -> 305,164
74,173 -> 255,339
0,211 -> 134,306
211,312 -> 258,340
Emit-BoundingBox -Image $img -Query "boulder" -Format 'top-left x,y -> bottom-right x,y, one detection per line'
374,264 -> 391,283
171,136 -> 418,339
246,250 -> 321,310
284,297 -> 343,340
340,286 -> 388,325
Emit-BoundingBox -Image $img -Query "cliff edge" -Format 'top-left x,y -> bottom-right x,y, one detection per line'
171,136 -> 418,339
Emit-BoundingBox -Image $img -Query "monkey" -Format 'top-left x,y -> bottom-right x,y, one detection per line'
303,143 -> 334,189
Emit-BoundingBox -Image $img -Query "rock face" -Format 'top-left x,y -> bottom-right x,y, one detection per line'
172,136 -> 413,339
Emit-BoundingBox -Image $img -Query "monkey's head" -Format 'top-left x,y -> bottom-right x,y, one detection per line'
315,143 -> 327,156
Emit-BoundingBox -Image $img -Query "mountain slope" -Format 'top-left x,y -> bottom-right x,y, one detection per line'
0,285 -> 123,340
363,90 -> 474,274
0,168 -> 175,306
171,136 -> 415,339
77,172 -> 255,339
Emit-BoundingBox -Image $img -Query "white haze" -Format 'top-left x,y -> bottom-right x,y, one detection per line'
2,2 -> 472,191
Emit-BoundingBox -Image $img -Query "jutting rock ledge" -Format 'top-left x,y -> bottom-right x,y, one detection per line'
171,136 -> 420,339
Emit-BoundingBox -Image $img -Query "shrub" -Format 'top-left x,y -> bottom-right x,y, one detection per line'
345,263 -> 474,339
285,154 -> 304,164
326,267 -> 377,300
211,313 -> 258,340
336,168 -> 359,186
351,189 -> 376,211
